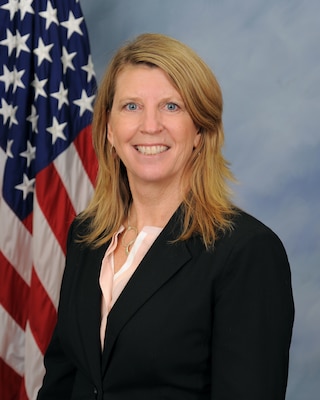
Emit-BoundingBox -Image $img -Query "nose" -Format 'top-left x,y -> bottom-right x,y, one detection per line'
140,107 -> 163,134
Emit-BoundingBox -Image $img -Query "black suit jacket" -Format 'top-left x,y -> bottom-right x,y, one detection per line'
37,209 -> 294,400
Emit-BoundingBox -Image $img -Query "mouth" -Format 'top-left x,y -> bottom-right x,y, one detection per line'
135,145 -> 169,155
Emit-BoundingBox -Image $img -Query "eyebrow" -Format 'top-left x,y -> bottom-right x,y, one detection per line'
115,95 -> 184,103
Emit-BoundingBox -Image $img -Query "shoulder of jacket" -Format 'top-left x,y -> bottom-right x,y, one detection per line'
218,209 -> 285,252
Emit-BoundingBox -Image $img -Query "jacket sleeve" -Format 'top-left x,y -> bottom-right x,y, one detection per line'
210,228 -> 294,400
37,221 -> 77,400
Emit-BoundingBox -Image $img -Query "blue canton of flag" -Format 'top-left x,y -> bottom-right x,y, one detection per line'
0,0 -> 96,221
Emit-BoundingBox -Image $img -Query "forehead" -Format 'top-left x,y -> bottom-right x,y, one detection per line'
114,64 -> 179,95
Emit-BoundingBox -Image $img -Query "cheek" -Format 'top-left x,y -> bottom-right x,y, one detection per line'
107,120 -> 121,146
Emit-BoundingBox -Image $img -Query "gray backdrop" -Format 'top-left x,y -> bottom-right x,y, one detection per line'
81,1 -> 320,399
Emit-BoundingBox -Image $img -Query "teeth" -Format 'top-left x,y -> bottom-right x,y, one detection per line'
136,145 -> 168,155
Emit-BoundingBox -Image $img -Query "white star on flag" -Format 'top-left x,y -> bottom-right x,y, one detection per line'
73,89 -> 95,116
46,117 -> 67,144
19,0 -> 34,20
82,55 -> 95,83
16,31 -> 30,57
0,98 -> 18,127
0,65 -> 13,91
0,98 -> 12,124
0,28 -> 16,56
33,37 -> 53,66
12,66 -> 25,93
0,0 -> 19,20
26,105 -> 39,133
6,139 -> 14,158
8,104 -> 18,127
61,11 -> 83,39
14,173 -> 35,200
51,82 -> 69,110
20,141 -> 36,168
61,46 -> 76,73
31,75 -> 48,100
39,2 -> 58,30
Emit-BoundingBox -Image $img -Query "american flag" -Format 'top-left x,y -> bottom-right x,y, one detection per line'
0,0 -> 97,398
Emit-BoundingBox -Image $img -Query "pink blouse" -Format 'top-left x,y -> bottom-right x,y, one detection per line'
99,225 -> 162,348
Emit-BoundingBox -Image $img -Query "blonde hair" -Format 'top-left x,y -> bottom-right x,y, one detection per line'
79,33 -> 236,248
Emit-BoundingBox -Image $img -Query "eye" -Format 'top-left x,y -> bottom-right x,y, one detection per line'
166,102 -> 179,111
125,102 -> 138,111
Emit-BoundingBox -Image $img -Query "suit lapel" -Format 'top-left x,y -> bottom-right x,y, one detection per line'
101,210 -> 192,374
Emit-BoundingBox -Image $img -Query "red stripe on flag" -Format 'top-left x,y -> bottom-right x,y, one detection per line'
28,268 -> 57,355
0,252 -> 29,329
22,212 -> 33,234
73,125 -> 98,185
0,358 -> 23,400
19,378 -> 29,400
36,164 -> 75,254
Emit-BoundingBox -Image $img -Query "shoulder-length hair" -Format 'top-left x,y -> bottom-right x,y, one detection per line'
79,33 -> 236,248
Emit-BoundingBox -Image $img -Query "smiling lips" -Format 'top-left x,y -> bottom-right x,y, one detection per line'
135,145 -> 169,155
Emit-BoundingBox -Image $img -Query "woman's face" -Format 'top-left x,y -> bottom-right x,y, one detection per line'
107,64 -> 200,191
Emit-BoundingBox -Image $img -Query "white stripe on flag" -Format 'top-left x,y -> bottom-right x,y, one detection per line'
54,141 -> 94,215
33,197 -> 66,309
0,152 -> 32,284
24,322 -> 46,400
0,305 -> 25,375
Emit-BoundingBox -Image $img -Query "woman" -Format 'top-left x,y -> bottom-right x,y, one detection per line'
38,33 -> 294,400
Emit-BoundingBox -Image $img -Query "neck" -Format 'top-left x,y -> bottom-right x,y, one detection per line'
127,196 -> 181,231
126,178 -> 186,230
